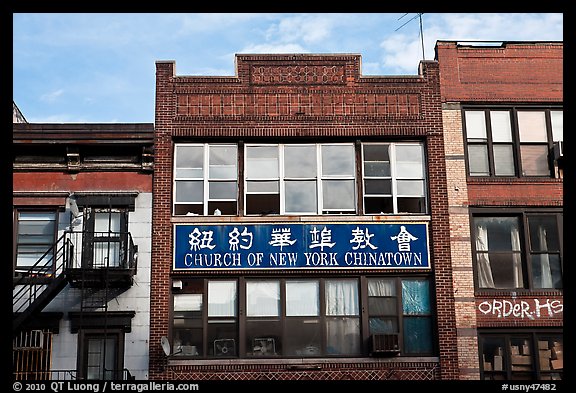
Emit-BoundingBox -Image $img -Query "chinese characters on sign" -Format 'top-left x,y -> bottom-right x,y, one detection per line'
174,223 -> 429,270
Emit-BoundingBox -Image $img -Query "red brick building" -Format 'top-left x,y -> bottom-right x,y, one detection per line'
13,123 -> 154,380
150,54 -> 460,380
436,41 -> 563,380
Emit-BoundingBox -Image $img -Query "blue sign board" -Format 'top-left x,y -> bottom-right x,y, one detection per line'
174,222 -> 430,270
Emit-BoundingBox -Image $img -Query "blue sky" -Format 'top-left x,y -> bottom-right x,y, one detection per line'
13,13 -> 563,123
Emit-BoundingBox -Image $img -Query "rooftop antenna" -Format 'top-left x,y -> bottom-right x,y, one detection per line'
396,13 -> 426,61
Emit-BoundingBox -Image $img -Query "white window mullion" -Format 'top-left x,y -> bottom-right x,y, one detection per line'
203,144 -> 210,216
316,144 -> 322,214
279,145 -> 286,215
390,144 -> 398,214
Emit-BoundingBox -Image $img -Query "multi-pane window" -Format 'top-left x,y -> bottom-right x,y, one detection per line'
464,108 -> 563,177
472,212 -> 562,290
15,211 -> 58,273
171,276 -> 433,359
479,333 -> 563,380
367,278 -> 433,355
174,142 -> 427,216
245,143 -> 356,215
174,144 -> 238,216
362,143 -> 427,214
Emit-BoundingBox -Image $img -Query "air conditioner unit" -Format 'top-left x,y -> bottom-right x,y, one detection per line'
553,141 -> 564,160
213,339 -> 236,356
369,334 -> 400,356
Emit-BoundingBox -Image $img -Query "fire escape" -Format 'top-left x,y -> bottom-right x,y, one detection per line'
13,227 -> 138,380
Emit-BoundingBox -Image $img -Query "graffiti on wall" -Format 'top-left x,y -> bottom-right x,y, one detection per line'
477,298 -> 563,320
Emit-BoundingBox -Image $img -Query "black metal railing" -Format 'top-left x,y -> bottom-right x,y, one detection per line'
13,231 -> 137,325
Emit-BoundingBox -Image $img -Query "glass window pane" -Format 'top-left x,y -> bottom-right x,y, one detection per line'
94,212 -> 120,232
368,279 -> 396,296
209,145 -> 237,166
246,322 -> 281,356
363,144 -> 390,161
493,145 -> 515,176
403,317 -> 433,354
174,294 -> 203,312
518,111 -> 548,142
395,145 -> 424,178
209,181 -> 236,199
246,146 -> 279,178
286,280 -> 319,316
246,281 -> 280,317
284,318 -> 321,356
397,180 -> 424,196
285,181 -> 317,213
19,212 -> 57,221
246,181 -> 279,193
369,318 -> 398,334
468,145 -> 489,176
284,145 -> 316,178
326,317 -> 361,355
402,280 -> 430,314
551,111 -> 563,142
528,216 -> 560,252
325,279 -> 359,316
365,179 -> 391,195
322,180 -> 355,210
175,145 -> 203,175
490,111 -> 513,142
364,161 -> 391,177
465,111 -> 487,140
368,298 -> 397,315
521,145 -> 549,176
209,166 -> 237,179
481,336 -> 507,376
245,194 -> 280,215
175,181 -> 203,203
321,144 -> 355,176
476,217 -> 520,251
531,254 -> 562,289
208,281 -> 237,317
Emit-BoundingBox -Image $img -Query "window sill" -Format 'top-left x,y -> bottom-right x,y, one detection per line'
167,356 -> 439,367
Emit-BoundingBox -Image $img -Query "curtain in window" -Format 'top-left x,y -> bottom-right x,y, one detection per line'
208,281 -> 237,317
367,279 -> 395,297
246,281 -> 280,317
511,227 -> 523,288
325,318 -> 361,355
325,280 -> 359,316
476,224 -> 495,288
286,281 -> 319,316
537,226 -> 553,288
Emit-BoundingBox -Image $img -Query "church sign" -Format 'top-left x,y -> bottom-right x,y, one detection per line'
174,222 -> 430,270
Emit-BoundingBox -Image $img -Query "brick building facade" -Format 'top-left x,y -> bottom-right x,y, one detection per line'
150,54 -> 460,380
436,41 -> 563,380
13,123 -> 154,380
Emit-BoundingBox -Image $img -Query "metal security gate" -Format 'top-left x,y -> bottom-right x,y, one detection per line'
13,330 -> 52,380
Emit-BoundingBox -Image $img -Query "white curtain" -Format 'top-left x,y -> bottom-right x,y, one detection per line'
538,226 -> 553,288
326,318 -> 361,355
208,281 -> 237,317
476,224 -> 495,288
325,279 -> 359,316
286,280 -> 319,316
368,279 -> 395,297
511,227 -> 524,288
246,281 -> 280,317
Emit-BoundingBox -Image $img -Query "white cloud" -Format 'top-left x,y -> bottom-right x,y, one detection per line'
238,43 -> 308,54
40,89 -> 64,103
265,14 -> 334,44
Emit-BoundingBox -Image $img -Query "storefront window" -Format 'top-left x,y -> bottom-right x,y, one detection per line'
171,276 -> 433,359
480,333 -> 563,380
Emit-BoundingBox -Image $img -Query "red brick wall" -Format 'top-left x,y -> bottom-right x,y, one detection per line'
150,55 -> 458,380
13,172 -> 152,193
436,41 -> 563,103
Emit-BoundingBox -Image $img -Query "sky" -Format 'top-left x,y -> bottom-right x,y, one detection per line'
13,13 -> 563,124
